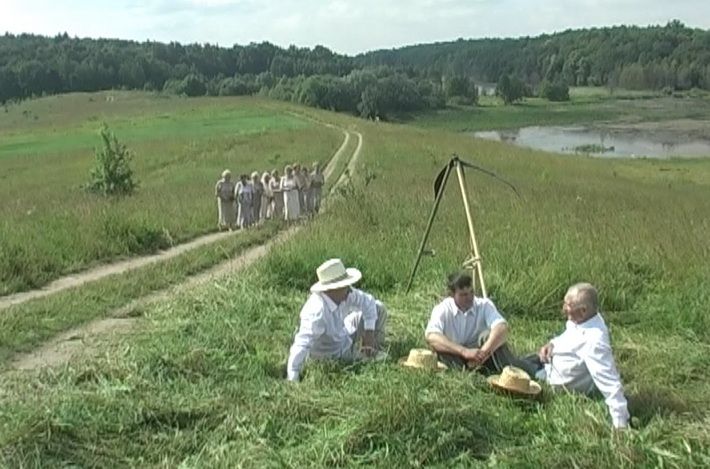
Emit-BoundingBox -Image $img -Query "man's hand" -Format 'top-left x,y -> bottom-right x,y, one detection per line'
538,342 -> 554,363
361,330 -> 376,358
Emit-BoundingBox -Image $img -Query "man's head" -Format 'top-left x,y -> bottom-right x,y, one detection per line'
310,259 -> 362,304
563,283 -> 599,323
447,272 -> 474,311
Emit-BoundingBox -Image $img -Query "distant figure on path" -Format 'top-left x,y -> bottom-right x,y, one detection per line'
309,162 -> 325,213
215,169 -> 236,230
521,283 -> 630,429
261,172 -> 273,220
300,166 -> 312,216
235,173 -> 254,228
270,169 -> 283,219
281,165 -> 300,221
286,258 -> 388,381
251,171 -> 264,224
425,272 -> 533,375
294,163 -> 307,215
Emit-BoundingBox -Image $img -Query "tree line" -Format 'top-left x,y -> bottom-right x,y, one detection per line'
1,21 -> 709,115
358,20 -> 710,92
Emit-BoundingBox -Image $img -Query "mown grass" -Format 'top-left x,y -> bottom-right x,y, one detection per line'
0,93 -> 342,295
1,99 -> 709,466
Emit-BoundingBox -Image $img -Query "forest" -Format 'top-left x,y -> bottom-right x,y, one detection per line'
2,21 -> 709,117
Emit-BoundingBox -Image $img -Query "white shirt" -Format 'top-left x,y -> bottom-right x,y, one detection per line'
539,313 -> 630,428
425,297 -> 506,346
287,288 -> 378,381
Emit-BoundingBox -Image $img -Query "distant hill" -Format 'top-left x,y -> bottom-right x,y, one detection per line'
1,21 -> 709,110
357,20 -> 710,91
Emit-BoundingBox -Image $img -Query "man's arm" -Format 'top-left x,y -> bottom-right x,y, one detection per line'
348,289 -> 378,355
426,332 -> 473,359
583,338 -> 630,429
286,301 -> 325,381
477,322 -> 509,362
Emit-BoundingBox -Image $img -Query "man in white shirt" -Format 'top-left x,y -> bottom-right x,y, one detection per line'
286,258 -> 387,382
527,283 -> 630,429
425,272 -> 533,375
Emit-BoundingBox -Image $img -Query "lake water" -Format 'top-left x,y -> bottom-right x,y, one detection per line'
472,126 -> 710,158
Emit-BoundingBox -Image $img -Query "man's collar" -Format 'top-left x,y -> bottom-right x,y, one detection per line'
320,292 -> 338,312
448,297 -> 474,315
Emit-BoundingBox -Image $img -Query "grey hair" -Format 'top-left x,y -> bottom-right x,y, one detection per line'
568,282 -> 599,313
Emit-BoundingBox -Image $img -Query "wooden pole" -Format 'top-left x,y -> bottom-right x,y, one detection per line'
405,162 -> 453,293
454,159 -> 487,298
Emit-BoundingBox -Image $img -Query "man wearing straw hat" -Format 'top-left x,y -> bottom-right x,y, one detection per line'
524,283 -> 630,429
286,258 -> 388,382
425,272 -> 534,375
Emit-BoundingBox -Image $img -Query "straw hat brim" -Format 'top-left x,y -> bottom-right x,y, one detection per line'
310,268 -> 362,292
398,357 -> 448,371
487,375 -> 542,396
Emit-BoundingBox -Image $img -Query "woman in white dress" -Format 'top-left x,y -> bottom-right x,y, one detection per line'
235,174 -> 254,229
270,169 -> 283,219
250,171 -> 263,224
261,172 -> 273,220
310,162 -> 325,214
281,165 -> 300,221
215,169 -> 236,230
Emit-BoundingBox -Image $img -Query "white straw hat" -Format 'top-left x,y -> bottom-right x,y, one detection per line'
310,258 -> 362,293
487,366 -> 542,397
399,349 -> 447,371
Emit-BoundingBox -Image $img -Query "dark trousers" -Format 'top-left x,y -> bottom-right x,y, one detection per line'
437,332 -> 541,377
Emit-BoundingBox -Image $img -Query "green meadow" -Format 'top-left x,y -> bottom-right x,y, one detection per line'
1,92 -> 710,466
0,92 -> 342,295
407,87 -> 710,135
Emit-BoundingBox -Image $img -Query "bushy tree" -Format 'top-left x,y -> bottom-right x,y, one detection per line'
444,75 -> 478,104
496,74 -> 525,104
540,80 -> 570,101
85,124 -> 137,196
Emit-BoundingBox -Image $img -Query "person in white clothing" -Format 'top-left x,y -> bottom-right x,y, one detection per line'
425,272 -> 533,375
525,283 -> 630,429
286,258 -> 388,382
281,165 -> 300,221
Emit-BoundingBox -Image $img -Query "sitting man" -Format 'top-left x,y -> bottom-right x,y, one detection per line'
286,258 -> 387,382
425,272 -> 531,375
527,283 -> 630,429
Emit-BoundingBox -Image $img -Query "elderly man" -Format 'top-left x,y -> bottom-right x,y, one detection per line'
286,258 -> 387,382
425,272 -> 531,375
526,283 -> 630,429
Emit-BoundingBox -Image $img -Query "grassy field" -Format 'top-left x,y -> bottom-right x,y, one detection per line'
2,95 -> 709,466
0,92 -> 343,295
406,87 -> 710,134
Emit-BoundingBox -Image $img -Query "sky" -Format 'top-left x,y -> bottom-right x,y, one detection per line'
1,0 -> 709,55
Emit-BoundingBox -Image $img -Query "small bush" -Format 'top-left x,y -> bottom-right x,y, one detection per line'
84,123 -> 137,196
540,80 -> 570,101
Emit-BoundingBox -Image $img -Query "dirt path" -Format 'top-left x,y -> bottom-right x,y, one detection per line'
7,128 -> 364,371
0,126 -> 351,312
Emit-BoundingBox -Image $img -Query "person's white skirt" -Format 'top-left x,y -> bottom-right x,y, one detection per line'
284,189 -> 300,220
218,199 -> 235,227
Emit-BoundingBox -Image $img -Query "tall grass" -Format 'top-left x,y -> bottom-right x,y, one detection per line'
1,100 -> 709,466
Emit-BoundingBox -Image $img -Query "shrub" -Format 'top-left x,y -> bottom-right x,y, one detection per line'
84,124 -> 137,196
540,80 -> 570,101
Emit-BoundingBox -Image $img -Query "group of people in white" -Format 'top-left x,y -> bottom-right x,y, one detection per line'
287,259 -> 630,430
215,162 -> 325,230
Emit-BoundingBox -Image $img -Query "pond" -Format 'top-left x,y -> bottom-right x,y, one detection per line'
472,126 -> 710,158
